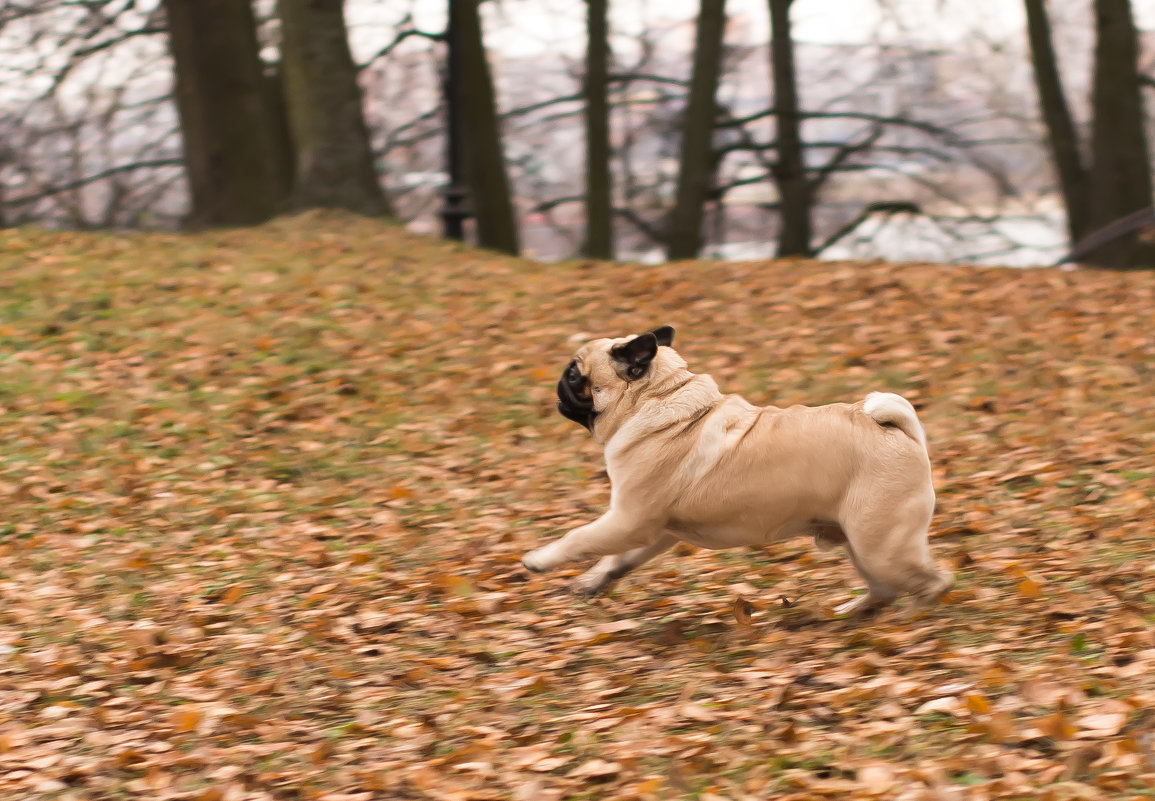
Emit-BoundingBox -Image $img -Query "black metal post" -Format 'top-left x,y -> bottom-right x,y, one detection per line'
439,0 -> 470,240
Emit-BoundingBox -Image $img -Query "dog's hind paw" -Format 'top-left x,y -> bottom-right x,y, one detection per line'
834,593 -> 892,617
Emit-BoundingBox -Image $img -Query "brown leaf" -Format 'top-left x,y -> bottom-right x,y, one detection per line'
310,741 -> 333,764
731,594 -> 755,626
857,764 -> 895,793
567,758 -> 621,779
1075,712 -> 1126,738
915,696 -> 963,716
679,701 -> 716,722
528,755 -> 570,772
983,711 -> 1016,742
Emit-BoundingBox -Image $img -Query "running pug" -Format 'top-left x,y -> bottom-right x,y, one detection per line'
522,326 -> 953,615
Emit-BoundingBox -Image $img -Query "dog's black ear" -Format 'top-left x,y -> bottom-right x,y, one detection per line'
649,325 -> 675,347
611,332 -> 659,379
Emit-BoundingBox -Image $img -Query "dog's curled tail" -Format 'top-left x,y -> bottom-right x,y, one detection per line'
863,392 -> 927,452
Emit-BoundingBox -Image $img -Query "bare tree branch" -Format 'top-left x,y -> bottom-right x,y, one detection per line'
357,15 -> 442,71
813,200 -> 921,255
5,158 -> 183,207
808,123 -> 885,193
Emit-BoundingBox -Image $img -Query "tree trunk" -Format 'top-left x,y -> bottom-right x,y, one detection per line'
666,0 -> 727,261
583,0 -> 613,259
450,0 -> 519,255
1085,0 -> 1155,268
768,0 -> 810,257
1023,0 -> 1090,246
164,0 -> 291,226
278,0 -> 391,216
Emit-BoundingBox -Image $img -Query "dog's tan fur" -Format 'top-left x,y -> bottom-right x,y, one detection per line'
523,328 -> 953,614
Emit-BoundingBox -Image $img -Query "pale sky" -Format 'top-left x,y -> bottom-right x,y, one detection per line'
347,0 -> 1155,62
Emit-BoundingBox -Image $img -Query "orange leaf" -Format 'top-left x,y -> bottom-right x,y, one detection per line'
964,693 -> 991,715
634,778 -> 663,794
221,585 -> 245,605
125,549 -> 151,570
1017,578 -> 1042,598
311,741 -> 333,764
1038,710 -> 1076,740
172,707 -> 201,733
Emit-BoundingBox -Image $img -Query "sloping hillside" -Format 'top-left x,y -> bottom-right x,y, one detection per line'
0,212 -> 1152,800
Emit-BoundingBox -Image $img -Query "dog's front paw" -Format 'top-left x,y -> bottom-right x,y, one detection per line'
521,546 -> 554,573
572,571 -> 611,598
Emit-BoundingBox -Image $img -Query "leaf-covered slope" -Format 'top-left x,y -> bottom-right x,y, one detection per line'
0,212 -> 1152,800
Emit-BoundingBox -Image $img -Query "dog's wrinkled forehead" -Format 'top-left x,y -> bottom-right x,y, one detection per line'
572,336 -> 633,370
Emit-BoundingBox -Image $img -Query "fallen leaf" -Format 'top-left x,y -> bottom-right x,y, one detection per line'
915,696 -> 963,716
964,693 -> 990,714
567,758 -> 621,779
983,711 -> 1016,742
172,707 -> 201,733
1038,710 -> 1077,740
1017,578 -> 1042,598
1075,712 -> 1126,738
528,756 -> 570,772
732,594 -> 755,626
858,764 -> 895,793
221,585 -> 245,605
679,701 -> 716,722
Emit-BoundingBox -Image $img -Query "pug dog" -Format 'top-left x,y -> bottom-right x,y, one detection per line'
522,326 -> 953,615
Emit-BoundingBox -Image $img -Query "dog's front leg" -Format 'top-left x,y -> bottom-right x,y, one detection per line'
522,511 -> 664,573
572,533 -> 677,597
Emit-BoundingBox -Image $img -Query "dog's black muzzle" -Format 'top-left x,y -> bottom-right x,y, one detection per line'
557,361 -> 596,431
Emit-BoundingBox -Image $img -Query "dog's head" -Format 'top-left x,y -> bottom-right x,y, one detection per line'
556,325 -> 676,432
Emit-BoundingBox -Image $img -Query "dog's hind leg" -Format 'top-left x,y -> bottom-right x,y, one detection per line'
837,499 -> 952,616
573,533 -> 677,597
836,543 -> 900,616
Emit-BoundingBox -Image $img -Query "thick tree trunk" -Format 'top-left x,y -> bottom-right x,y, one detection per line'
278,0 -> 391,216
164,0 -> 291,226
1085,0 -> 1155,268
666,0 -> 727,261
583,0 -> 613,259
450,0 -> 519,255
1023,0 -> 1090,246
768,0 -> 811,257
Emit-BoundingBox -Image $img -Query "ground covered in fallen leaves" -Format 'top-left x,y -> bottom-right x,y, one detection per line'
0,211 -> 1153,800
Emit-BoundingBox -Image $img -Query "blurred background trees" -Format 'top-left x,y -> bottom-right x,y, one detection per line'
279,0 -> 391,217
0,0 -> 1152,268
163,0 -> 292,225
